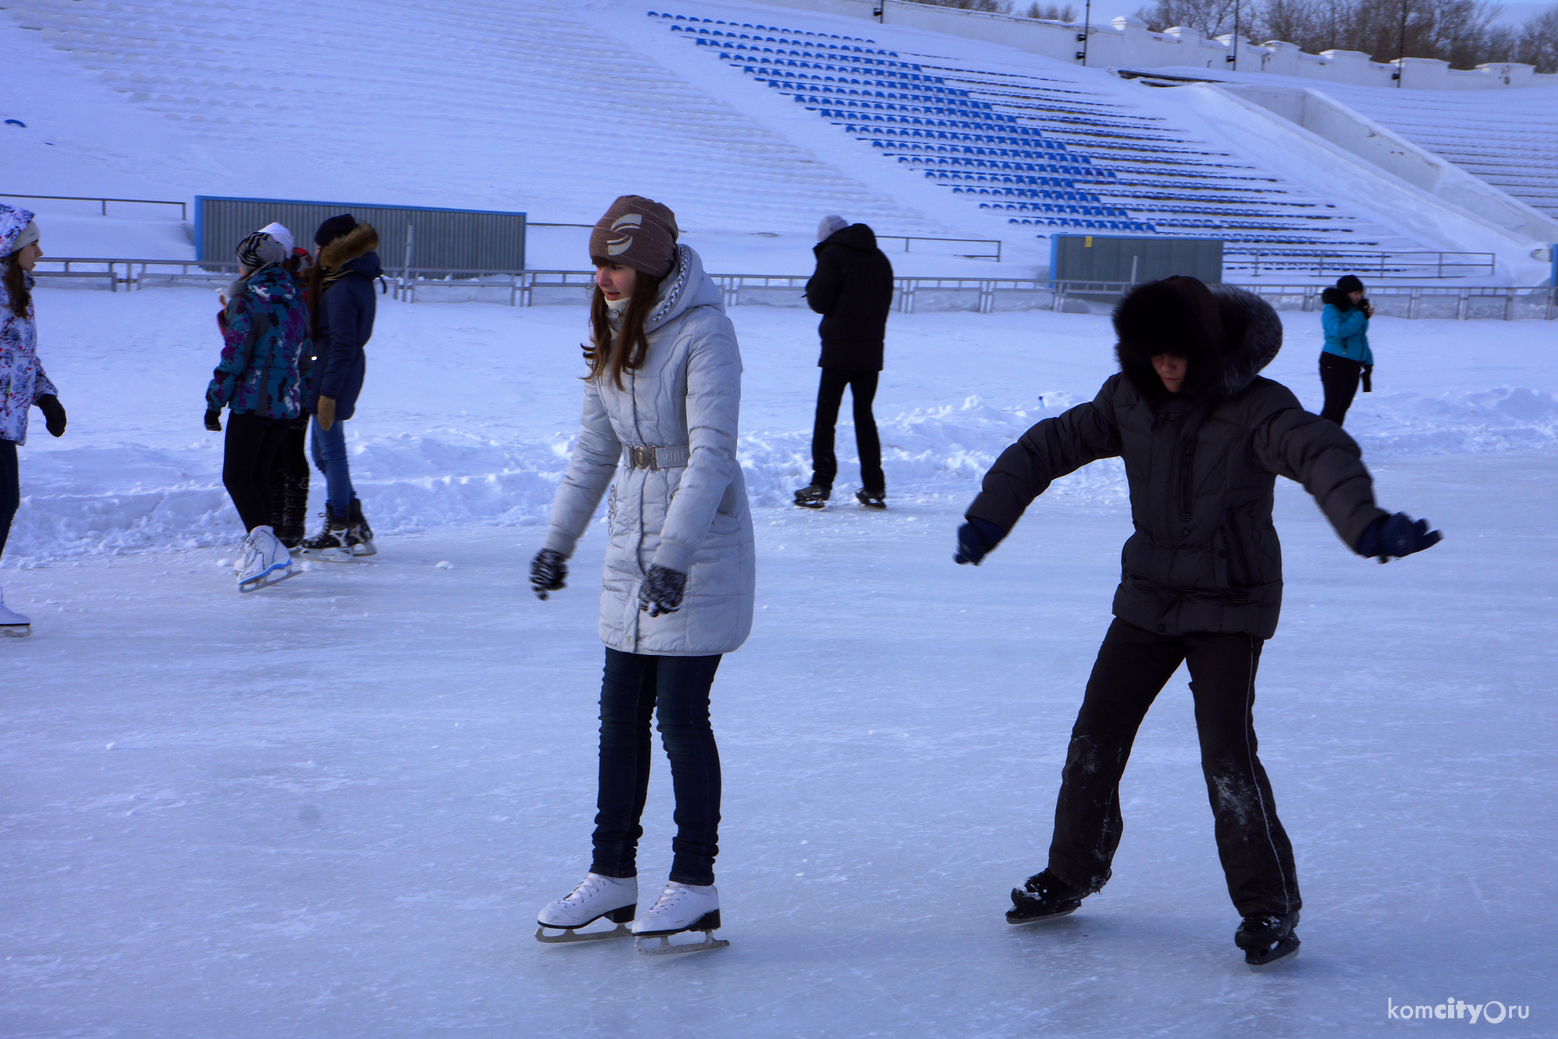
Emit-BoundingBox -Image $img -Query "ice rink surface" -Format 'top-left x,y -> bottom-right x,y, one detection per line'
3,294 -> 1555,1037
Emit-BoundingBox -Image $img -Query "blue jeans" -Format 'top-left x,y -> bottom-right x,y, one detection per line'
591,648 -> 723,887
309,416 -> 354,512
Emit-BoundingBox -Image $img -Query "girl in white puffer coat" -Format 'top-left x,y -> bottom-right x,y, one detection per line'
531,196 -> 755,952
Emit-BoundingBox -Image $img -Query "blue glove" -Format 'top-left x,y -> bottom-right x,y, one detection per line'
638,565 -> 687,617
954,517 -> 1008,566
1355,512 -> 1441,563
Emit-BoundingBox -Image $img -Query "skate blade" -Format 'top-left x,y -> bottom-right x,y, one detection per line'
300,547 -> 354,563
535,922 -> 632,944
0,624 -> 32,638
1005,905 -> 1080,926
634,931 -> 729,956
793,501 -> 825,510
238,564 -> 296,594
1246,940 -> 1300,971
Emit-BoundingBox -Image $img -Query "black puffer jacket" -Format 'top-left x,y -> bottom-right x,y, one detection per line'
967,280 -> 1386,639
803,223 -> 894,372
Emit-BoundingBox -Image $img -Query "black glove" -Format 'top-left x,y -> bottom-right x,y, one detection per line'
1361,365 -> 1373,393
204,408 -> 223,432
37,394 -> 66,437
1355,512 -> 1441,563
638,564 -> 687,617
954,517 -> 1008,566
530,548 -> 568,600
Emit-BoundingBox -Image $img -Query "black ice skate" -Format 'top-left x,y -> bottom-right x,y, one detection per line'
793,484 -> 830,509
855,488 -> 886,510
346,498 -> 376,557
1006,869 -> 1086,925
298,505 -> 353,562
1235,911 -> 1300,970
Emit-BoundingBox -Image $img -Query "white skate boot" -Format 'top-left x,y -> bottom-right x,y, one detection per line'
632,881 -> 727,955
535,873 -> 637,943
0,586 -> 31,637
237,526 -> 294,593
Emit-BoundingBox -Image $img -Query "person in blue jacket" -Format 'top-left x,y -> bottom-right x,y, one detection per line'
1318,274 -> 1373,426
298,214 -> 380,559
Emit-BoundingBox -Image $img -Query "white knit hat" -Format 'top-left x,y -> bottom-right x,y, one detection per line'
817,214 -> 849,242
258,221 -> 294,254
13,221 -> 40,252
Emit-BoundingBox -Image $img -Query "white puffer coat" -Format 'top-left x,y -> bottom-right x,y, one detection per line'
543,245 -> 755,656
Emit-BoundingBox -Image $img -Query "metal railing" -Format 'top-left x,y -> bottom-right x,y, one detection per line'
1224,249 -> 1496,279
874,234 -> 1003,261
29,257 -> 1557,319
0,193 -> 188,220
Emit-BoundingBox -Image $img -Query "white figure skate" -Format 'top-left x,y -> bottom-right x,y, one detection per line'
0,586 -> 31,637
535,873 -> 637,944
632,881 -> 728,955
237,527 -> 294,593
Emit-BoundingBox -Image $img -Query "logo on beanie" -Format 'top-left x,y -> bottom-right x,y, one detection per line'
606,214 -> 643,257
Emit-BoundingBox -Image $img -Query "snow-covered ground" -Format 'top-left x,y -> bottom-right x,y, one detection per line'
2,282 -> 1555,1037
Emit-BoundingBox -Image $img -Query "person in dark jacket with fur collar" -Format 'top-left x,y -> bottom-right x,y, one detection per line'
794,215 -> 894,510
299,214 -> 380,559
953,276 -> 1440,969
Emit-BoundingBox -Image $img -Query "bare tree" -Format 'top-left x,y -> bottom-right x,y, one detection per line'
1134,0 -> 1248,37
918,0 -> 1012,11
1023,2 -> 1079,19
1513,3 -> 1558,72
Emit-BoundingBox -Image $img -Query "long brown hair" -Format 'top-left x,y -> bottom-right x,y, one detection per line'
584,261 -> 663,390
2,251 -> 30,319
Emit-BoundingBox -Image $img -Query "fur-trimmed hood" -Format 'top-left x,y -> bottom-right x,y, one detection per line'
318,222 -> 380,272
1113,277 -> 1282,404
1320,286 -> 1358,311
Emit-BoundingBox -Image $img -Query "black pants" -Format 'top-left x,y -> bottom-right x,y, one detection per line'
267,417 -> 310,526
591,648 -> 723,887
810,367 -> 884,493
1319,352 -> 1363,426
0,439 -> 17,559
1046,618 -> 1301,916
222,413 -> 290,533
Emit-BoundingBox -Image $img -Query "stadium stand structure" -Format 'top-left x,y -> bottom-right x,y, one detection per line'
1317,84 -> 1558,224
650,10 -> 1417,262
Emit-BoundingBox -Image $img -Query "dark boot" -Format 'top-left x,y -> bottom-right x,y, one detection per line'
793,484 -> 830,509
1235,911 -> 1300,969
277,474 -> 310,549
1006,869 -> 1087,925
299,504 -> 352,561
346,497 -> 375,556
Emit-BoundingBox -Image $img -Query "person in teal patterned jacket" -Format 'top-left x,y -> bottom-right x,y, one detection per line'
1318,274 -> 1373,426
204,228 -> 310,590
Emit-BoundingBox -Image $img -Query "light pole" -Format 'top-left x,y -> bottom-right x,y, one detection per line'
1396,0 -> 1409,87
1077,0 -> 1092,65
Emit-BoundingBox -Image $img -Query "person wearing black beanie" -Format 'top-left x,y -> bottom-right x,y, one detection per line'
1318,274 -> 1373,425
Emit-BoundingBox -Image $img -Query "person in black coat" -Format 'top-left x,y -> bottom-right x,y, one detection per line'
794,216 -> 894,510
954,276 -> 1441,969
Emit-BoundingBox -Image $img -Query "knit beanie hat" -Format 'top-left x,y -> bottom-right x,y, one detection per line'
12,221 -> 40,253
314,213 -> 359,248
259,221 -> 294,255
235,229 -> 288,270
1335,274 -> 1364,294
589,195 -> 678,277
817,214 -> 849,243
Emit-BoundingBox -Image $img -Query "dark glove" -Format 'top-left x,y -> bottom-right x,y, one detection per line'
954,517 -> 1008,566
1361,365 -> 1373,393
1355,512 -> 1441,563
204,408 -> 223,432
638,564 -> 687,617
37,394 -> 66,437
530,548 -> 568,600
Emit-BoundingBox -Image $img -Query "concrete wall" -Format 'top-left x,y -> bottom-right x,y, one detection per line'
755,0 -> 1558,90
